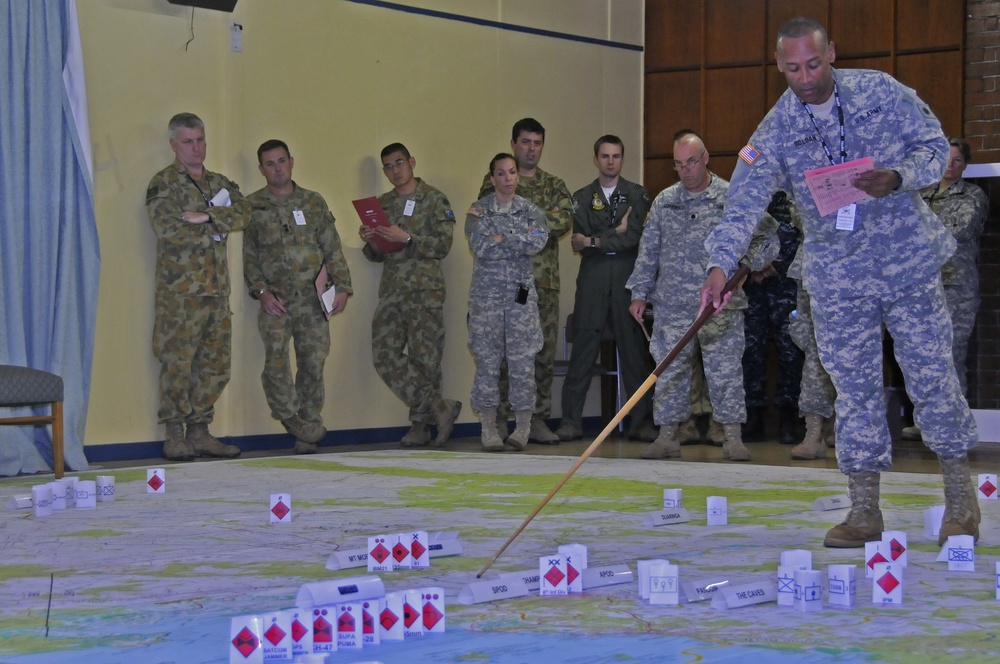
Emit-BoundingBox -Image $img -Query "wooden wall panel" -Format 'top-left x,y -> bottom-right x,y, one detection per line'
835,55 -> 894,72
706,0 -> 766,65
646,0 -> 703,69
896,51 -> 964,137
708,154 -> 739,181
705,67 -> 767,151
643,158 -> 678,198
829,1 -> 894,56
896,0 -> 964,51
767,0 -> 829,48
644,70 -> 702,156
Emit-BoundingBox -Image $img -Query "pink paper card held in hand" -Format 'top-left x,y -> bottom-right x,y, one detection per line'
803,156 -> 874,216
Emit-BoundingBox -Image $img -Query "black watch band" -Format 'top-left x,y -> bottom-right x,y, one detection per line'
250,288 -> 265,300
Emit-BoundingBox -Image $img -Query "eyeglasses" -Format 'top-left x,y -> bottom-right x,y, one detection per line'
382,158 -> 407,172
673,152 -> 705,172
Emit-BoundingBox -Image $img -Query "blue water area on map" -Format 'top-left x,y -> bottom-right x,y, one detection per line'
0,618 -> 886,664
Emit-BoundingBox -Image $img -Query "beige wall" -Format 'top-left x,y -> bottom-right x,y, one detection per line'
79,0 -> 644,447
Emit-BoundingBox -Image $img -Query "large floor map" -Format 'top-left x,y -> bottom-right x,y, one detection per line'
1,451 -> 998,663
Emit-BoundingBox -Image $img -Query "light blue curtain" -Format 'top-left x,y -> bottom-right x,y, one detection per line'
0,0 -> 100,474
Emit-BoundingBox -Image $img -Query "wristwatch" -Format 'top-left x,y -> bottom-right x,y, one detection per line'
250,288 -> 265,300
590,237 -> 596,248
405,235 -> 413,247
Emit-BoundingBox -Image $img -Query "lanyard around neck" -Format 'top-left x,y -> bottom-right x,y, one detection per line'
800,83 -> 847,166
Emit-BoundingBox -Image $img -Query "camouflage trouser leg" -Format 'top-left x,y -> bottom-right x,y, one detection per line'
789,286 -> 835,418
813,278 -> 977,474
371,291 -> 446,424
497,286 -> 558,419
944,283 -> 978,396
688,344 -> 712,416
153,294 -> 231,425
698,308 -> 747,424
257,292 -> 331,424
469,296 -> 543,413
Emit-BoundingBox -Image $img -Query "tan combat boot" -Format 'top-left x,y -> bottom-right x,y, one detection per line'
282,415 -> 326,444
186,423 -> 241,458
479,408 -> 505,452
506,410 -> 532,451
677,417 -> 701,445
824,471 -> 884,547
938,455 -> 980,545
722,423 -> 751,461
823,414 -> 837,448
162,422 -> 195,461
640,423 -> 680,459
528,415 -> 560,444
433,399 -> 463,446
706,418 -> 725,447
400,422 -> 431,447
791,414 -> 826,459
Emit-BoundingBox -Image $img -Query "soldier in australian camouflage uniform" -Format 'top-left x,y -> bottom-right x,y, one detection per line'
359,143 -> 461,448
146,112 -> 250,461
628,130 -> 777,464
244,140 -> 352,454
467,153 -> 549,451
741,190 -> 803,445
703,18 -> 980,548
479,118 -> 573,444
554,135 -> 655,443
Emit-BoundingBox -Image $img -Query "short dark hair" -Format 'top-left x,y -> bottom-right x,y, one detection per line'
593,134 -> 624,157
256,139 -> 290,164
380,142 -> 411,160
672,128 -> 703,144
777,17 -> 828,47
168,112 -> 204,139
511,118 -> 545,143
490,152 -> 517,174
949,137 -> 972,164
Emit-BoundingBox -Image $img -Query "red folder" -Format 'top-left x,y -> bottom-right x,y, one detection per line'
353,197 -> 406,253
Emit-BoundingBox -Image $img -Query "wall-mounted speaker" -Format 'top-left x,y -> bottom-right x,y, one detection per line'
167,0 -> 238,12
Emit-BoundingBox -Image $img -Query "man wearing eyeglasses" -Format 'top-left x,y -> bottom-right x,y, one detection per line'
359,142 -> 462,448
627,130 -> 776,463
702,17 -> 979,549
554,135 -> 655,443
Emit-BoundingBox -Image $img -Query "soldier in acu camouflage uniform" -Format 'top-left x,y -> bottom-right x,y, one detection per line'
146,112 -> 250,461
703,18 -> 980,549
902,137 -> 989,441
244,140 -> 352,454
467,154 -> 549,451
554,135 -> 655,443
627,130 -> 778,464
359,143 -> 461,448
479,118 -> 573,444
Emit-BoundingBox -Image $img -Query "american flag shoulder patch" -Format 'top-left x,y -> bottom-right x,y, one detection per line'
739,144 -> 760,165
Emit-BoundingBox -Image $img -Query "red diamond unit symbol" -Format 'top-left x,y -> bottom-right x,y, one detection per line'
263,623 -> 286,646
566,563 -> 579,585
889,538 -> 906,560
338,610 -> 355,632
291,618 -> 307,642
147,474 -> 163,491
362,608 -> 374,634
403,601 -> 419,628
980,479 -> 997,497
877,571 -> 900,594
423,601 -> 443,629
544,565 -> 566,587
231,626 -> 258,658
370,542 -> 391,564
867,551 -> 889,569
271,500 -> 290,520
392,542 -> 410,562
380,608 -> 399,631
313,616 -> 333,643
411,539 -> 426,559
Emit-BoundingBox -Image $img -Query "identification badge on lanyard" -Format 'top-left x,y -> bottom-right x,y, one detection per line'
403,199 -> 416,216
836,204 -> 856,231
293,210 -> 307,226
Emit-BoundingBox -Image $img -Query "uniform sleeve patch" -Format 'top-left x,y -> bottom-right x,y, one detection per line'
444,209 -> 455,219
739,144 -> 761,166
466,204 -> 482,217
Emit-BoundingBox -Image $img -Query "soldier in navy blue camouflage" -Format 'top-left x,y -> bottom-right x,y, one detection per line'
702,17 -> 980,548
146,113 -> 250,461
902,138 -> 989,442
741,190 -> 803,445
627,130 -> 777,464
467,154 -> 549,451
244,140 -> 352,454
359,143 -> 462,449
479,118 -> 573,444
